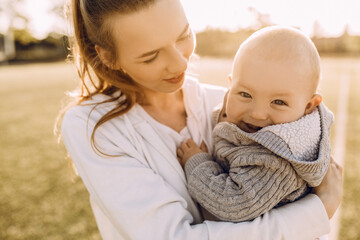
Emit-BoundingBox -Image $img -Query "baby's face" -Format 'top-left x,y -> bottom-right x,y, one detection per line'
226,54 -> 315,133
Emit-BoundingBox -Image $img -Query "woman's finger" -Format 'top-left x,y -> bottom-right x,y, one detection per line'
330,156 -> 343,173
313,155 -> 343,219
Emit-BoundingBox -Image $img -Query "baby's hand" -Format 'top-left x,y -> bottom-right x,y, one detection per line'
177,139 -> 207,168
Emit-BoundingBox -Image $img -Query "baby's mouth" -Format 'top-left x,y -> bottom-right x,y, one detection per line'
239,121 -> 263,133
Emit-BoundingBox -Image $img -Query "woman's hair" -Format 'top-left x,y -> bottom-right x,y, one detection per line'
59,0 -> 156,154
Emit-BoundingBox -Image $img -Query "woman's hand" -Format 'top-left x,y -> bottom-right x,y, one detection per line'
177,139 -> 207,168
313,156 -> 343,219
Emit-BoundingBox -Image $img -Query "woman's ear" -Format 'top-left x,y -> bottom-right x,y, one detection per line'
305,94 -> 322,115
95,44 -> 118,70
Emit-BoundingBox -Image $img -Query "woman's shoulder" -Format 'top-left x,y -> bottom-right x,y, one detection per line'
62,93 -> 139,137
183,75 -> 227,131
61,93 -> 146,135
63,94 -> 116,123
184,75 -> 227,103
184,75 -> 227,92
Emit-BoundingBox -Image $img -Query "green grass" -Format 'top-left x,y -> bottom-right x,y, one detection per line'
0,63 -> 101,239
0,57 -> 359,239
337,58 -> 360,240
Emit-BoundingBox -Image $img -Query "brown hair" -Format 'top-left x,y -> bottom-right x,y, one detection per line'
59,0 -> 156,154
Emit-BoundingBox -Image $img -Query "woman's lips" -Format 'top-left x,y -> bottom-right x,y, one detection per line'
164,72 -> 185,84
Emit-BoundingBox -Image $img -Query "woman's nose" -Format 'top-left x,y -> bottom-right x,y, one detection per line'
166,47 -> 188,74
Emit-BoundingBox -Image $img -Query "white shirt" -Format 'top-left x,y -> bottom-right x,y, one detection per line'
137,105 -> 192,155
61,76 -> 330,240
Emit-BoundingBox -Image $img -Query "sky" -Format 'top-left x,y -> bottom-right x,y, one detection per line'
1,0 -> 360,39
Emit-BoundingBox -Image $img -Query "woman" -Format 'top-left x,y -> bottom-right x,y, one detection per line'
61,0 -> 343,239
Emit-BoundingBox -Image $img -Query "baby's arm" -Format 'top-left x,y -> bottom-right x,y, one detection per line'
182,138 -> 308,222
177,139 -> 208,168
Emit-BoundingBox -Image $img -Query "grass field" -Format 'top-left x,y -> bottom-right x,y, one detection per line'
0,57 -> 359,239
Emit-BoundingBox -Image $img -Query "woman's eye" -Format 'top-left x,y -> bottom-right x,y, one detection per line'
240,92 -> 252,98
143,53 -> 158,64
273,99 -> 288,106
179,30 -> 192,41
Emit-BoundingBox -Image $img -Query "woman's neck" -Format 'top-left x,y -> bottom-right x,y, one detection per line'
140,89 -> 183,110
140,89 -> 187,132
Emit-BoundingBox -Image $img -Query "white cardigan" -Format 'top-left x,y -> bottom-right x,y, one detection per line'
61,77 -> 330,240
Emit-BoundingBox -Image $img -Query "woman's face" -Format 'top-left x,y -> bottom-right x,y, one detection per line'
109,0 -> 195,94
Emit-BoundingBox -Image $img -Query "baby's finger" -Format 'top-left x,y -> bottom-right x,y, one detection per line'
177,148 -> 184,158
200,141 -> 208,152
179,141 -> 189,150
186,138 -> 197,148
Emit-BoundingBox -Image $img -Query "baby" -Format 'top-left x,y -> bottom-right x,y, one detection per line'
177,26 -> 334,222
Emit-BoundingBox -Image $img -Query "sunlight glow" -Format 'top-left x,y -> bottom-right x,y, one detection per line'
23,0 -> 65,39
0,0 -> 65,38
181,0 -> 360,37
2,0 -> 359,38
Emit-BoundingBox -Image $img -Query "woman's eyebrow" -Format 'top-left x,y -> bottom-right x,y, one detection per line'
136,23 -> 189,59
137,49 -> 159,59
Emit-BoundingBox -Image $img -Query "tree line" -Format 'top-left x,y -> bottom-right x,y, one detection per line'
195,28 -> 360,58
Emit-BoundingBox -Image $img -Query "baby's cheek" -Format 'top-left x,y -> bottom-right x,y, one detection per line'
225,112 -> 239,124
218,110 -> 227,122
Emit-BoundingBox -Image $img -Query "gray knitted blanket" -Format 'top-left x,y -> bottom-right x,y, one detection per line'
184,103 -> 334,222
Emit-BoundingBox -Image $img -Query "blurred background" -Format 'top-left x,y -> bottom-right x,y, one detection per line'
1,0 -> 359,239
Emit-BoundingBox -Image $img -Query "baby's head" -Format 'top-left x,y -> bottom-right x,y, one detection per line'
222,26 -> 322,133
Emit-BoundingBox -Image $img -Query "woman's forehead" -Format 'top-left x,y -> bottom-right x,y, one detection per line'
108,0 -> 188,56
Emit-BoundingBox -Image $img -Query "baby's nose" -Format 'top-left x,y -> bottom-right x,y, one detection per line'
250,106 -> 268,121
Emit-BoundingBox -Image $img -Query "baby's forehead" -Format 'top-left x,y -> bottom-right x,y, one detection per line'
232,27 -> 320,89
240,28 -> 315,62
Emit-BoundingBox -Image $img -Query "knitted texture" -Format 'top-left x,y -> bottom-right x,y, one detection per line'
259,108 -> 321,162
185,103 -> 334,222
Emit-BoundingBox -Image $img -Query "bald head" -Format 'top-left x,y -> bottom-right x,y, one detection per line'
233,26 -> 321,94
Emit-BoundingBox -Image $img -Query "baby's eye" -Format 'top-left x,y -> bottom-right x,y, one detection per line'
240,92 -> 252,98
273,99 -> 288,106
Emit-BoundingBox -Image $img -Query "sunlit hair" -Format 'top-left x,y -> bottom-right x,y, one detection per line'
57,0 -> 157,155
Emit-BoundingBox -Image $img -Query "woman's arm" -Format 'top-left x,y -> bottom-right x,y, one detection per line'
61,108 -> 331,240
313,156 -> 343,219
205,194 -> 329,240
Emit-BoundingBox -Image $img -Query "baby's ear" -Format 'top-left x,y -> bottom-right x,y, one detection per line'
227,74 -> 232,87
305,94 -> 322,115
